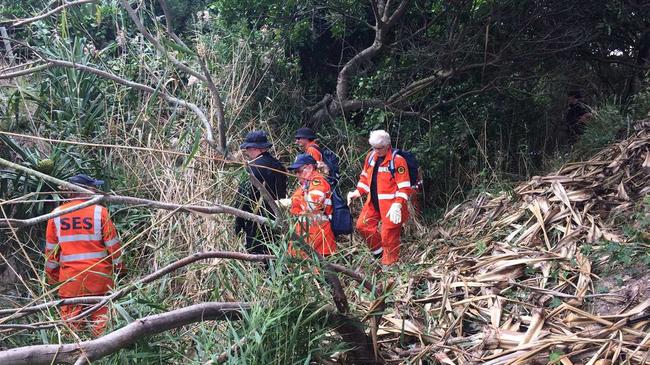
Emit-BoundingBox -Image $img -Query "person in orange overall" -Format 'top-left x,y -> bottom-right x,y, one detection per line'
346,130 -> 412,266
295,126 -> 335,179
278,154 -> 336,257
45,174 -> 123,336
295,127 -> 323,162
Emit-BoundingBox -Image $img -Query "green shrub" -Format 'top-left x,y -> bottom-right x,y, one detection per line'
573,101 -> 631,156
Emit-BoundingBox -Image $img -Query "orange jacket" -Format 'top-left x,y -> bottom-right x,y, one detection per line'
45,200 -> 123,297
355,148 -> 412,215
289,171 -> 336,255
304,141 -> 322,162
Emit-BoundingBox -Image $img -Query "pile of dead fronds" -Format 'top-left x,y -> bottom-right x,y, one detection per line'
372,121 -> 650,364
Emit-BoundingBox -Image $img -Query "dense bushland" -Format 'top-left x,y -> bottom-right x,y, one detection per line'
0,0 -> 649,363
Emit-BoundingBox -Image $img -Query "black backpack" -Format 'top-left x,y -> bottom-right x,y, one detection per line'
314,146 -> 340,187
330,189 -> 353,236
389,149 -> 419,186
312,146 -> 351,236
369,149 -> 419,186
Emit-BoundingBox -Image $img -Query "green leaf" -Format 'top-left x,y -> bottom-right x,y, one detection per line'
113,302 -> 134,323
548,350 -> 565,363
182,127 -> 203,169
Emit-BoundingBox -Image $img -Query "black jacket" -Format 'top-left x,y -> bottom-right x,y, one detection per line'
234,152 -> 287,234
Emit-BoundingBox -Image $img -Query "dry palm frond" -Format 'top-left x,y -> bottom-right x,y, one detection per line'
377,123 -> 650,364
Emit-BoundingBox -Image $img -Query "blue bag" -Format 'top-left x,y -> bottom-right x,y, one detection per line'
330,189 -> 353,236
315,146 -> 341,187
389,149 -> 419,186
368,149 -> 420,186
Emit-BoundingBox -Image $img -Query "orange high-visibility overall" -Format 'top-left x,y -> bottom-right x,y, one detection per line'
304,141 -> 323,162
289,171 -> 336,256
354,148 -> 412,265
45,199 -> 123,336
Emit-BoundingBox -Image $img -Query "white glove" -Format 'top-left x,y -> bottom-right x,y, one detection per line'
346,190 -> 361,205
275,198 -> 292,208
386,202 -> 402,224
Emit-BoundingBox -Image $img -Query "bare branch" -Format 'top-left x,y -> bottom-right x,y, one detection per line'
0,195 -> 104,228
246,163 -> 284,227
121,0 -> 230,151
0,157 -> 271,226
381,0 -> 392,22
0,27 -> 15,64
328,0 -> 411,113
309,98 -> 384,127
0,251 -> 271,327
39,58 -> 216,147
0,302 -> 249,365
0,251 -> 375,324
1,30 -> 218,148
118,0 -> 206,82
156,0 -> 189,48
0,296 -> 106,317
386,69 -> 455,105
385,0 -> 410,28
336,42 -> 383,101
199,59 -> 228,154
0,157 -> 93,194
103,195 -> 270,225
0,59 -> 43,74
3,0 -> 97,28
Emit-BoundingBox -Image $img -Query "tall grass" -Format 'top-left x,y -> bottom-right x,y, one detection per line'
0,27 -> 370,363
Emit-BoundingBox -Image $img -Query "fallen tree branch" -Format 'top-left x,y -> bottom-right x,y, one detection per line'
0,157 -> 272,228
102,195 -> 270,225
0,302 -> 249,365
70,247 -> 357,323
0,195 -> 104,228
0,157 -> 93,194
0,251 -> 372,323
0,296 -> 105,317
52,251 -> 272,326
0,62 -> 52,78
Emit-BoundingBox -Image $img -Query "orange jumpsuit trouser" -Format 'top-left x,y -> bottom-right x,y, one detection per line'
356,201 -> 402,265
60,303 -> 109,337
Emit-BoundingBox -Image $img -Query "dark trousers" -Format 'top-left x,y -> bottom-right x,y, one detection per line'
243,223 -> 273,271
245,231 -> 271,255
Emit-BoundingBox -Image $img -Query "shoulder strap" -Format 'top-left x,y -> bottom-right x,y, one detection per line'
388,149 -> 399,177
368,151 -> 375,167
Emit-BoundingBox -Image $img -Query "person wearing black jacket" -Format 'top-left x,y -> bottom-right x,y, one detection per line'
234,131 -> 287,255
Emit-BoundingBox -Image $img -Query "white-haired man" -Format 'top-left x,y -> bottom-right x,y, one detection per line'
347,130 -> 411,266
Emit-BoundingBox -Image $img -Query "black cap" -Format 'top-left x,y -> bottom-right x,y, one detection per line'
295,127 -> 317,140
240,130 -> 272,149
288,153 -> 317,171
